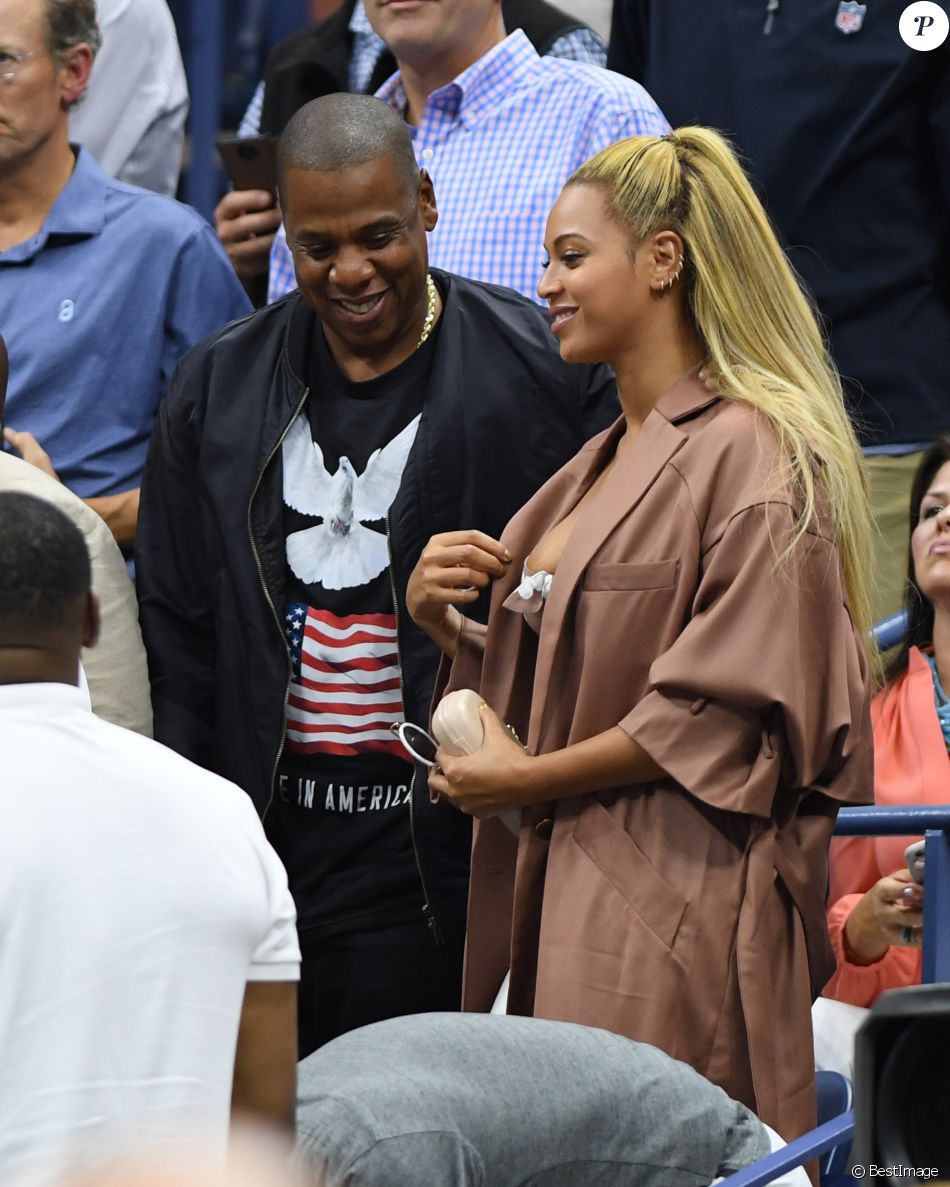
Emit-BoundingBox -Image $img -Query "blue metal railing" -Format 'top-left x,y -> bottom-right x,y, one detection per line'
834,806 -> 950,984
870,609 -> 908,653
718,1111 -> 855,1187
720,806 -> 950,1186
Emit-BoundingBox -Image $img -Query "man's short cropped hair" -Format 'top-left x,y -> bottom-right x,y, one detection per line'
278,93 -> 420,198
0,493 -> 91,634
43,0 -> 102,59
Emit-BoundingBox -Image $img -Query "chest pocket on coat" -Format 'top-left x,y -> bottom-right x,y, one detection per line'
582,559 -> 679,592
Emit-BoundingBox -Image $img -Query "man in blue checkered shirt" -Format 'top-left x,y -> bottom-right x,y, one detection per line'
217,0 -> 608,294
216,0 -> 668,303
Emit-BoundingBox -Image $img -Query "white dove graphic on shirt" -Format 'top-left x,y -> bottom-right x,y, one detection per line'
282,411 -> 421,590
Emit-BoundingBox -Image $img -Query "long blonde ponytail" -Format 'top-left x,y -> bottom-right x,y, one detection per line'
571,127 -> 876,650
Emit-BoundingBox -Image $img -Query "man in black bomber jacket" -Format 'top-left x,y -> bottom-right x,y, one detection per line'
136,94 -> 618,1057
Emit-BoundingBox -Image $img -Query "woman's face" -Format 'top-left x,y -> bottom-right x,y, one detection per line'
537,183 -> 652,366
911,459 -> 950,607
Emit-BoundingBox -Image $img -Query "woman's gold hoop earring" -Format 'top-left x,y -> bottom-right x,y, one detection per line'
660,257 -> 684,292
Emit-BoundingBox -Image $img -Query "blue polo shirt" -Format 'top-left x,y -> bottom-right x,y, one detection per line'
0,148 -> 251,497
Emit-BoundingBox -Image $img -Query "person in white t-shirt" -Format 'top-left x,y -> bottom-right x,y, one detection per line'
0,491 -> 301,1187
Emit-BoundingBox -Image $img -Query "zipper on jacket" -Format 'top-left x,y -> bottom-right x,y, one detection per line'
249,386 -> 310,822
387,510 -> 444,946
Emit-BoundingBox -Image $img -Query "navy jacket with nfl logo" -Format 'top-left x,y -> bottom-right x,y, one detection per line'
608,0 -> 950,447
135,270 -> 618,942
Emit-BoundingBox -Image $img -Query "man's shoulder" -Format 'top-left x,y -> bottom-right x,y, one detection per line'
441,270 -> 545,318
100,175 -> 216,246
87,713 -> 264,826
528,53 -> 662,112
179,296 -> 293,368
438,271 -> 558,347
436,272 -> 614,399
167,296 -> 295,412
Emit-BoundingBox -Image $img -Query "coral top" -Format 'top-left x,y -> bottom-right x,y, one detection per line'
823,646 -> 950,1006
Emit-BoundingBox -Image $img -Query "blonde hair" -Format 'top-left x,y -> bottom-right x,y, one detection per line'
571,127 -> 876,651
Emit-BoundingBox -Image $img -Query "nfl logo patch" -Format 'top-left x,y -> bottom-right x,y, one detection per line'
834,0 -> 867,33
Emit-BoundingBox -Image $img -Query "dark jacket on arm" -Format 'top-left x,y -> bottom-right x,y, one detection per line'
260,0 -> 590,134
135,270 -> 618,939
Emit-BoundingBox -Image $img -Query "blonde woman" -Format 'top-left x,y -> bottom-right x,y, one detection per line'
406,128 -> 874,1141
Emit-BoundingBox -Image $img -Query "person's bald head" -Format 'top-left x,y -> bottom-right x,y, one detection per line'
278,93 -> 420,203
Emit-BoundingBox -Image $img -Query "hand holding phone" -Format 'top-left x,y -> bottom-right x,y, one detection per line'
216,134 -> 279,196
904,839 -> 925,884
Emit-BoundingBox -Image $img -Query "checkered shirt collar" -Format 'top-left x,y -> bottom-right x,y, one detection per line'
375,29 -> 542,130
349,0 -> 374,36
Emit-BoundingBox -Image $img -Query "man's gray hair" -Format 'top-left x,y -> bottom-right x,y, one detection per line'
43,0 -> 103,59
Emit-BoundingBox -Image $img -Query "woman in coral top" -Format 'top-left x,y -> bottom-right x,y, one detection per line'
823,436 -> 950,1011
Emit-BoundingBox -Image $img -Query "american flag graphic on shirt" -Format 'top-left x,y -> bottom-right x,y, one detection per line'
284,604 -> 406,758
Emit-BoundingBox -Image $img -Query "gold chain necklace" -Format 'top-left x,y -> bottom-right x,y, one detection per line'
416,273 -> 437,349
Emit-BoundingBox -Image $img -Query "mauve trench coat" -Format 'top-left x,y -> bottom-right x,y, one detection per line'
440,371 -> 873,1142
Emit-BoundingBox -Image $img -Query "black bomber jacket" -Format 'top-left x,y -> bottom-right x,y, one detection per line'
136,270 -> 618,940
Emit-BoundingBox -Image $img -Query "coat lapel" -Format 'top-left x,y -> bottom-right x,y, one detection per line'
526,394 -> 698,749
478,369 -> 718,753
475,430 -> 617,739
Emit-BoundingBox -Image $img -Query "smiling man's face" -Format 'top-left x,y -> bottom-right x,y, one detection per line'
283,154 -> 438,375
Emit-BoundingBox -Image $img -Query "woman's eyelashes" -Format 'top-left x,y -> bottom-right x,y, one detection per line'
922,502 -> 945,521
540,250 -> 585,271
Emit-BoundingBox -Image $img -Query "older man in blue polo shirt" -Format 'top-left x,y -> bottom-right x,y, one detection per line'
0,0 -> 250,549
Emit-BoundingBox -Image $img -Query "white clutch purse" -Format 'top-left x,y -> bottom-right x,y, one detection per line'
433,690 -> 523,835
393,690 -> 523,834
431,688 -> 490,757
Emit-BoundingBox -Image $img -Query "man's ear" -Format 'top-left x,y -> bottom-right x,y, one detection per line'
419,169 -> 439,233
82,591 -> 101,651
57,44 -> 95,109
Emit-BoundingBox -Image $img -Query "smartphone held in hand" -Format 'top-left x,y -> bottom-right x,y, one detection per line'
216,134 -> 279,197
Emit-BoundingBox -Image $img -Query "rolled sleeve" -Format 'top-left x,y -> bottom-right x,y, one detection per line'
621,502 -> 871,817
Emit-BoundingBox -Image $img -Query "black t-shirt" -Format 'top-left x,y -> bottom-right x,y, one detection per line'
266,315 -> 440,947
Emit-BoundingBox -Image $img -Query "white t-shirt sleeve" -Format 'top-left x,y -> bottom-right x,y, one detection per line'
247,833 -> 301,983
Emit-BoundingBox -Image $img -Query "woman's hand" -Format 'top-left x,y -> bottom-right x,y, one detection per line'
407,530 -> 511,656
843,868 -> 924,965
428,704 -> 531,818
